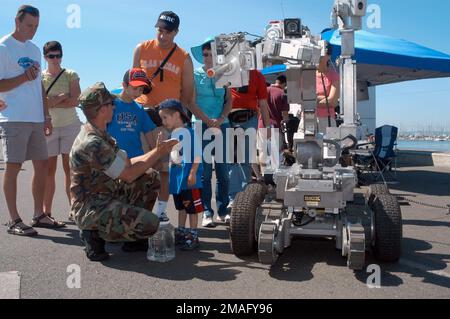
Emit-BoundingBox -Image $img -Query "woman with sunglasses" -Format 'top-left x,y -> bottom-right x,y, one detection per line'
190,38 -> 233,227
41,41 -> 81,222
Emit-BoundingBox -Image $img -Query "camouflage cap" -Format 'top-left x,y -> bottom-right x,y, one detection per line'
78,82 -> 114,109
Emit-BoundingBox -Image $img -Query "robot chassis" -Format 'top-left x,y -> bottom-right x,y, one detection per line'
207,0 -> 402,270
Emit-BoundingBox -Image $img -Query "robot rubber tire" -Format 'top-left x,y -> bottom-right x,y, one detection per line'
372,194 -> 403,262
229,183 -> 267,256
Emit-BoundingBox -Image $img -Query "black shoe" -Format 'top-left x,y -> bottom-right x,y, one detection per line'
80,230 -> 109,262
158,212 -> 170,222
121,239 -> 149,252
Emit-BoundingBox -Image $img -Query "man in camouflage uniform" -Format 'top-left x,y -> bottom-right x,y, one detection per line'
70,82 -> 178,261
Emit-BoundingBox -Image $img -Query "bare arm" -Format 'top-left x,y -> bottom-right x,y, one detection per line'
42,83 -> 50,117
180,56 -> 195,109
187,156 -> 202,187
318,80 -> 340,107
188,85 -> 213,125
0,65 -> 39,93
132,44 -> 142,68
259,98 -> 272,139
259,99 -> 271,128
42,84 -> 52,136
144,131 -> 153,150
118,139 -> 178,184
52,78 -> 81,108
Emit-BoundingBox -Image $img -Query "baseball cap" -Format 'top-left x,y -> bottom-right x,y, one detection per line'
78,82 -> 114,110
123,68 -> 152,94
155,11 -> 180,32
159,99 -> 190,123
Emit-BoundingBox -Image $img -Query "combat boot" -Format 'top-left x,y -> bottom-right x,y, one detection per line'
80,230 -> 109,262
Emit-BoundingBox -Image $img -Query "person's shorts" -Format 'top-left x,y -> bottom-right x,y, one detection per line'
173,188 -> 204,215
0,122 -> 48,163
46,121 -> 81,157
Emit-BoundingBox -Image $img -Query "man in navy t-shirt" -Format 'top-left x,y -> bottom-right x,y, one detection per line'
107,68 -> 156,158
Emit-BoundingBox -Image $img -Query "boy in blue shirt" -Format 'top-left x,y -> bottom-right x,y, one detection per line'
159,99 -> 203,250
107,68 -> 156,159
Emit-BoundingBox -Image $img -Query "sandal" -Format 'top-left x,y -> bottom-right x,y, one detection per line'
31,214 -> 66,229
6,218 -> 38,236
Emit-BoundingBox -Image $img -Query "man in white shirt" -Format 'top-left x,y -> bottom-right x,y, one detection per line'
0,5 -> 64,237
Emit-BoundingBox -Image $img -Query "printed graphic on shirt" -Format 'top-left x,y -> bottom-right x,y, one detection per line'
140,60 -> 180,75
18,57 -> 39,69
115,112 -> 138,132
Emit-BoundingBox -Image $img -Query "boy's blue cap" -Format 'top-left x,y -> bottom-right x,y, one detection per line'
159,99 -> 190,122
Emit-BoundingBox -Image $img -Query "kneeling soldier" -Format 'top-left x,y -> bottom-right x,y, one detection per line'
70,82 -> 178,261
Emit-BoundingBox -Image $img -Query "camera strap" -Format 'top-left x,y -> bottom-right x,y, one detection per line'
150,44 -> 177,83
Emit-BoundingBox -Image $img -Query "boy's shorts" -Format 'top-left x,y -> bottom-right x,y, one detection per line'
173,189 -> 204,215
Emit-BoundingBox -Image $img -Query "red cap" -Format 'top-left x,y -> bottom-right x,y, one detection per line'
124,68 -> 152,94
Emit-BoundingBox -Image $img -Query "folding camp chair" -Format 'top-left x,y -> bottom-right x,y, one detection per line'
352,125 -> 398,184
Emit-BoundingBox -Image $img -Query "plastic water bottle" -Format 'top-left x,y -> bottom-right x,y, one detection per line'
147,221 -> 175,262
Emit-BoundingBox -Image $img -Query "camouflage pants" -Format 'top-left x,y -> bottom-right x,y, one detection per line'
96,171 -> 161,242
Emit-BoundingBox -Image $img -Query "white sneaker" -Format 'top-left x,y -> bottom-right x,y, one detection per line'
217,214 -> 231,224
202,216 -> 215,228
158,212 -> 170,222
216,215 -> 224,223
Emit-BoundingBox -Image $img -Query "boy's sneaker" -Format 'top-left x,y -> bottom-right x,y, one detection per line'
202,216 -> 216,228
158,212 -> 170,222
175,228 -> 186,246
181,231 -> 199,251
226,200 -> 234,214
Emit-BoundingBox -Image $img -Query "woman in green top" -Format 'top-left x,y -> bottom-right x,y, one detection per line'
41,41 -> 81,221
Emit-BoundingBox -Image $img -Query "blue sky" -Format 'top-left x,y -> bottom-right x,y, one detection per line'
1,0 -> 449,132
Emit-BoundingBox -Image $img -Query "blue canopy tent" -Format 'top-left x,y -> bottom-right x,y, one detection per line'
262,29 -> 450,86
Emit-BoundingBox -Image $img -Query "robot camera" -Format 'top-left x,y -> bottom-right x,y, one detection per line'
284,18 -> 302,38
350,0 -> 367,16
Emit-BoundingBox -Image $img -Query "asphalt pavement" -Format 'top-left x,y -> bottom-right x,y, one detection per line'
1,154 -> 449,299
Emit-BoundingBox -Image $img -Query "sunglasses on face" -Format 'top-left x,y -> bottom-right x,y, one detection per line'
46,54 -> 62,59
202,52 -> 212,58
